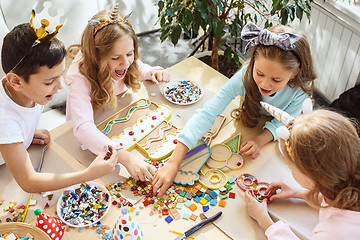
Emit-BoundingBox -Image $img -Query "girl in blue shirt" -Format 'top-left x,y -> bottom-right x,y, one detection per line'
153,22 -> 317,196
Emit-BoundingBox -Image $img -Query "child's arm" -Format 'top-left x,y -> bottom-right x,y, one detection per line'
240,129 -> 273,159
244,192 -> 274,230
244,193 -> 301,240
152,142 -> 189,196
32,129 -> 50,145
265,181 -> 309,202
0,143 -> 117,193
136,60 -> 169,84
116,148 -> 156,181
150,69 -> 170,85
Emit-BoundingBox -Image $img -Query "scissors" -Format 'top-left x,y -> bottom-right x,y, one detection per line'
174,211 -> 222,240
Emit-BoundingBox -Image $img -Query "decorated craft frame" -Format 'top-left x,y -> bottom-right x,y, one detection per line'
198,168 -> 228,190
96,99 -> 179,160
236,173 -> 269,202
206,133 -> 244,172
173,139 -> 212,186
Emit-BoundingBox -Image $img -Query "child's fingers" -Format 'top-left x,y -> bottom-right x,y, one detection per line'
247,150 -> 259,159
152,178 -> 162,196
239,142 -> 251,153
157,183 -> 168,197
143,169 -> 153,181
151,72 -> 160,85
32,138 -> 45,145
147,165 -> 156,176
164,71 -> 170,82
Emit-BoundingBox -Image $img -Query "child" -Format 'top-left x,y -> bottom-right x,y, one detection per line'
0,20 -> 117,193
152,21 -> 317,196
245,103 -> 360,239
66,4 -> 169,182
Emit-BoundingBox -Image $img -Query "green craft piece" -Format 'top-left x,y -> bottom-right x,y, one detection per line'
224,133 -> 241,153
34,208 -> 42,216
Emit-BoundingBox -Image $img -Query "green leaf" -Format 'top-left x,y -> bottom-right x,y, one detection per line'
170,25 -> 182,45
295,5 -> 303,21
158,1 -> 164,11
224,47 -> 232,63
271,0 -> 282,15
214,20 -> 226,39
233,53 -> 240,65
217,39 -> 227,48
160,28 -> 171,42
288,6 -> 295,21
166,10 -> 175,16
280,8 -> 288,25
265,19 -> 270,28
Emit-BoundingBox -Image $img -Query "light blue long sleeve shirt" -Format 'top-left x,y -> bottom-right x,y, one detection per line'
178,65 -> 308,150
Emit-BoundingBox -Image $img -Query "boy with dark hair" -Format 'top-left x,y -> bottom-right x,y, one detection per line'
0,20 -> 117,193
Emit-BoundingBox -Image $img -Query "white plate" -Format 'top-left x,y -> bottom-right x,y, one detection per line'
163,79 -> 203,105
57,182 -> 110,228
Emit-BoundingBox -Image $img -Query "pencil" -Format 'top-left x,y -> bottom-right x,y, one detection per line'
22,193 -> 33,222
22,145 -> 47,222
169,229 -> 195,239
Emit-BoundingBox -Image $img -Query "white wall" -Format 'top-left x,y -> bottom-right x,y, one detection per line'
0,0 -> 160,48
291,0 -> 360,102
0,6 -> 8,79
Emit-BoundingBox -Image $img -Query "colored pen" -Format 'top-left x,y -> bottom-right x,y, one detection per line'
169,229 -> 195,239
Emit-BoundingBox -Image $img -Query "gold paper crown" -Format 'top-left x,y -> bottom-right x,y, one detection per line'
89,4 -> 132,36
29,1 -> 65,43
8,1 -> 65,73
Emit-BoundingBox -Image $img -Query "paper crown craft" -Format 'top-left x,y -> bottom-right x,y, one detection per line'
260,98 -> 312,140
9,1 -> 65,73
261,98 -> 313,159
30,1 -> 65,43
113,207 -> 143,240
34,208 -> 65,240
89,3 -> 132,36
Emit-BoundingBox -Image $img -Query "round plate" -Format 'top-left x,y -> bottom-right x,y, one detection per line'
57,182 -> 110,228
163,79 -> 203,105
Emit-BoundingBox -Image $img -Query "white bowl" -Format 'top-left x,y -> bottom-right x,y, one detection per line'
56,182 -> 111,228
163,79 -> 203,105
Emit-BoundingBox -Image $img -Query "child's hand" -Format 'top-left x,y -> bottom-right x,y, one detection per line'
151,69 -> 170,85
117,149 -> 155,181
244,191 -> 274,231
87,145 -> 117,178
265,181 -> 308,201
240,140 -> 260,159
32,129 -> 51,145
152,161 -> 179,197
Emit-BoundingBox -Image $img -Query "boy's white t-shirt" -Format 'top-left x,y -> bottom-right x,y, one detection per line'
0,79 -> 43,165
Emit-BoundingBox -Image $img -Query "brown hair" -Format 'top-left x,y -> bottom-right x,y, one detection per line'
67,10 -> 140,111
281,110 -> 360,211
2,23 -> 66,82
232,25 -> 317,127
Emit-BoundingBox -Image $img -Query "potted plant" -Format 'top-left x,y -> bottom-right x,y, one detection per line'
156,0 -> 313,71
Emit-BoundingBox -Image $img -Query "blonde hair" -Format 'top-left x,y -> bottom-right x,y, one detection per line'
232,25 -> 317,127
67,10 -> 140,111
281,110 -> 360,211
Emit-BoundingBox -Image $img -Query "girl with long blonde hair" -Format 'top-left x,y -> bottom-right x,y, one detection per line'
152,21 -> 316,196
246,107 -> 360,239
66,5 -> 169,181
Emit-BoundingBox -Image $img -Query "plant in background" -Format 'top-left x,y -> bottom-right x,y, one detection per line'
156,0 -> 312,71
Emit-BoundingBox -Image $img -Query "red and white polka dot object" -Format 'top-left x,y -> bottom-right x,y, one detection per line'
35,208 -> 65,240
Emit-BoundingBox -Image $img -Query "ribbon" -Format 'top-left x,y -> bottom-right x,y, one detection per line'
241,21 -> 301,53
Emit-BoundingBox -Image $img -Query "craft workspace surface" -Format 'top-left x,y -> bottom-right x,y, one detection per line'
0,57 -> 318,239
